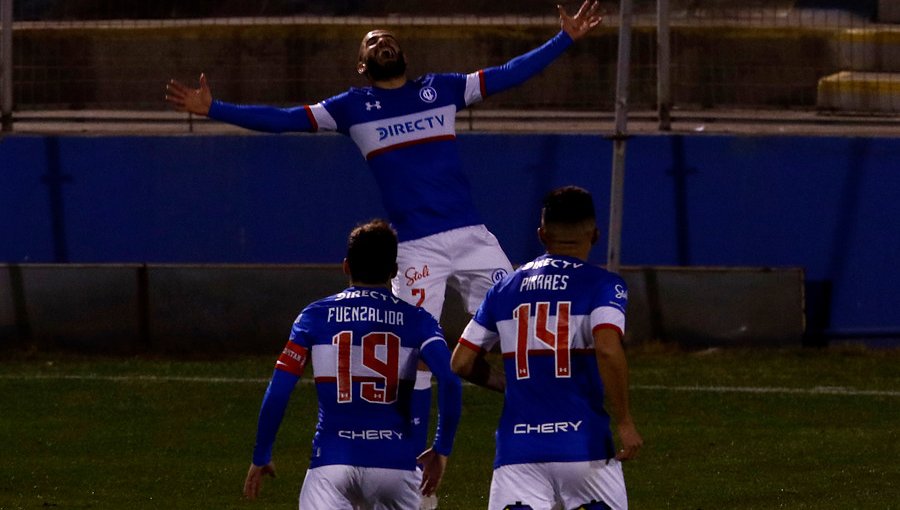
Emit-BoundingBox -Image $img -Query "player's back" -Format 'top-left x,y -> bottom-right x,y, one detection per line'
477,254 -> 628,467
290,286 -> 444,470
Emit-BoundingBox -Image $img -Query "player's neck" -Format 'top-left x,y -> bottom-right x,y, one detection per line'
371,75 -> 408,89
349,280 -> 392,289
545,245 -> 590,261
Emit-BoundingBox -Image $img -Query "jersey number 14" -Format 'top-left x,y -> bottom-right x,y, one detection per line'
513,301 -> 571,380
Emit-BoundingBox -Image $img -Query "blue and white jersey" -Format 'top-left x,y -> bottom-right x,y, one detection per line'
257,286 -> 458,471
458,254 -> 628,468
307,73 -> 484,241
208,31 -> 575,242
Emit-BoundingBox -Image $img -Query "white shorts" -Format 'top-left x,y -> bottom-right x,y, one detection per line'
489,460 -> 628,510
298,464 -> 421,510
392,224 -> 513,320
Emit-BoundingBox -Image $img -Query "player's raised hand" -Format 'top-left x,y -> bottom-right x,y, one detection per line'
166,73 -> 213,116
558,0 -> 603,40
417,448 -> 448,497
243,462 -> 277,500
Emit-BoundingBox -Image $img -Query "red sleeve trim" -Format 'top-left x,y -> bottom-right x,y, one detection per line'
275,341 -> 308,377
477,69 -> 487,98
457,337 -> 485,354
303,105 -> 319,132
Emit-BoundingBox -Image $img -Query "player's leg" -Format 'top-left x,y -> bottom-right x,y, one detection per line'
356,467 -> 421,510
298,465 -> 357,510
554,459 -> 627,510
392,234 -> 452,510
444,225 -> 513,315
489,463 -> 557,510
392,234 -> 451,319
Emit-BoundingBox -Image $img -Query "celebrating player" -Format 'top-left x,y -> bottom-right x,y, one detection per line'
165,1 -> 602,322
169,5 -> 602,507
451,186 -> 643,510
242,220 -> 462,509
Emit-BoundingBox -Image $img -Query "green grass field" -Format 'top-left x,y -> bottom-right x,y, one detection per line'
1,346 -> 898,509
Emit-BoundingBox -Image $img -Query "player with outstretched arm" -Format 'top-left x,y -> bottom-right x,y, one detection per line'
168,5 -> 601,507
451,186 -> 643,510
243,220 -> 462,509
165,1 -> 602,323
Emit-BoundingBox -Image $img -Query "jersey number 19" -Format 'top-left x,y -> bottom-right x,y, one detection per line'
332,331 -> 400,404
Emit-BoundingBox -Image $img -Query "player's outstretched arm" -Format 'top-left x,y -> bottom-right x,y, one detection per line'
166,73 -> 212,116
243,462 -> 277,500
594,328 -> 643,461
476,1 -> 602,100
166,73 -> 315,133
558,0 -> 603,41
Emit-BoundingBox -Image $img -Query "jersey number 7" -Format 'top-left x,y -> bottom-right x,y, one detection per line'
332,331 -> 400,404
513,301 -> 571,380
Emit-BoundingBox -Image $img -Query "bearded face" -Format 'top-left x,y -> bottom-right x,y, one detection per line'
364,49 -> 407,82
358,30 -> 407,82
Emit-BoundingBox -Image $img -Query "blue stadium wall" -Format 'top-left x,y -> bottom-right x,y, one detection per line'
2,133 -> 898,339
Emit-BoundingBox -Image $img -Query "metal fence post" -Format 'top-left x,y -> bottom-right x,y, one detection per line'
657,0 -> 671,131
607,0 -> 633,274
1,0 -> 12,132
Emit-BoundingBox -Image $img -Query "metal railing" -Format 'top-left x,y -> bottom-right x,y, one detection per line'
0,0 -> 897,131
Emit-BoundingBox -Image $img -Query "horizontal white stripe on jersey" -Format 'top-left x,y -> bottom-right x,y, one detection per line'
348,104 -> 457,159
590,306 -> 626,335
308,103 -> 337,132
460,320 -> 499,352
310,343 -> 419,380
464,72 -> 485,106
497,307 -> 625,353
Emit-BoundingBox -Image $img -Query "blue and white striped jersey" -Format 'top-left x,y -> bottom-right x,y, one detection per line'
252,286 -> 461,470
459,254 -> 628,468
208,31 -> 575,242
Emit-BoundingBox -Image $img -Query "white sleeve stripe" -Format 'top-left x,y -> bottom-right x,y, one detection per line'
591,306 -> 626,334
464,72 -> 484,106
308,103 -> 337,131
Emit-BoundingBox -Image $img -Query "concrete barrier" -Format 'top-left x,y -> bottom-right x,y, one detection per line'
0,264 -> 805,355
834,28 -> 900,72
817,71 -> 900,112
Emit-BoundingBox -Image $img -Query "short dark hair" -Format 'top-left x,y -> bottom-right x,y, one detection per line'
541,185 -> 596,225
346,219 -> 398,284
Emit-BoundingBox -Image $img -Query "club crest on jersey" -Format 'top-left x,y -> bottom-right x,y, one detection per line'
365,100 -> 382,111
492,268 -> 508,283
418,86 -> 437,103
405,264 -> 430,286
